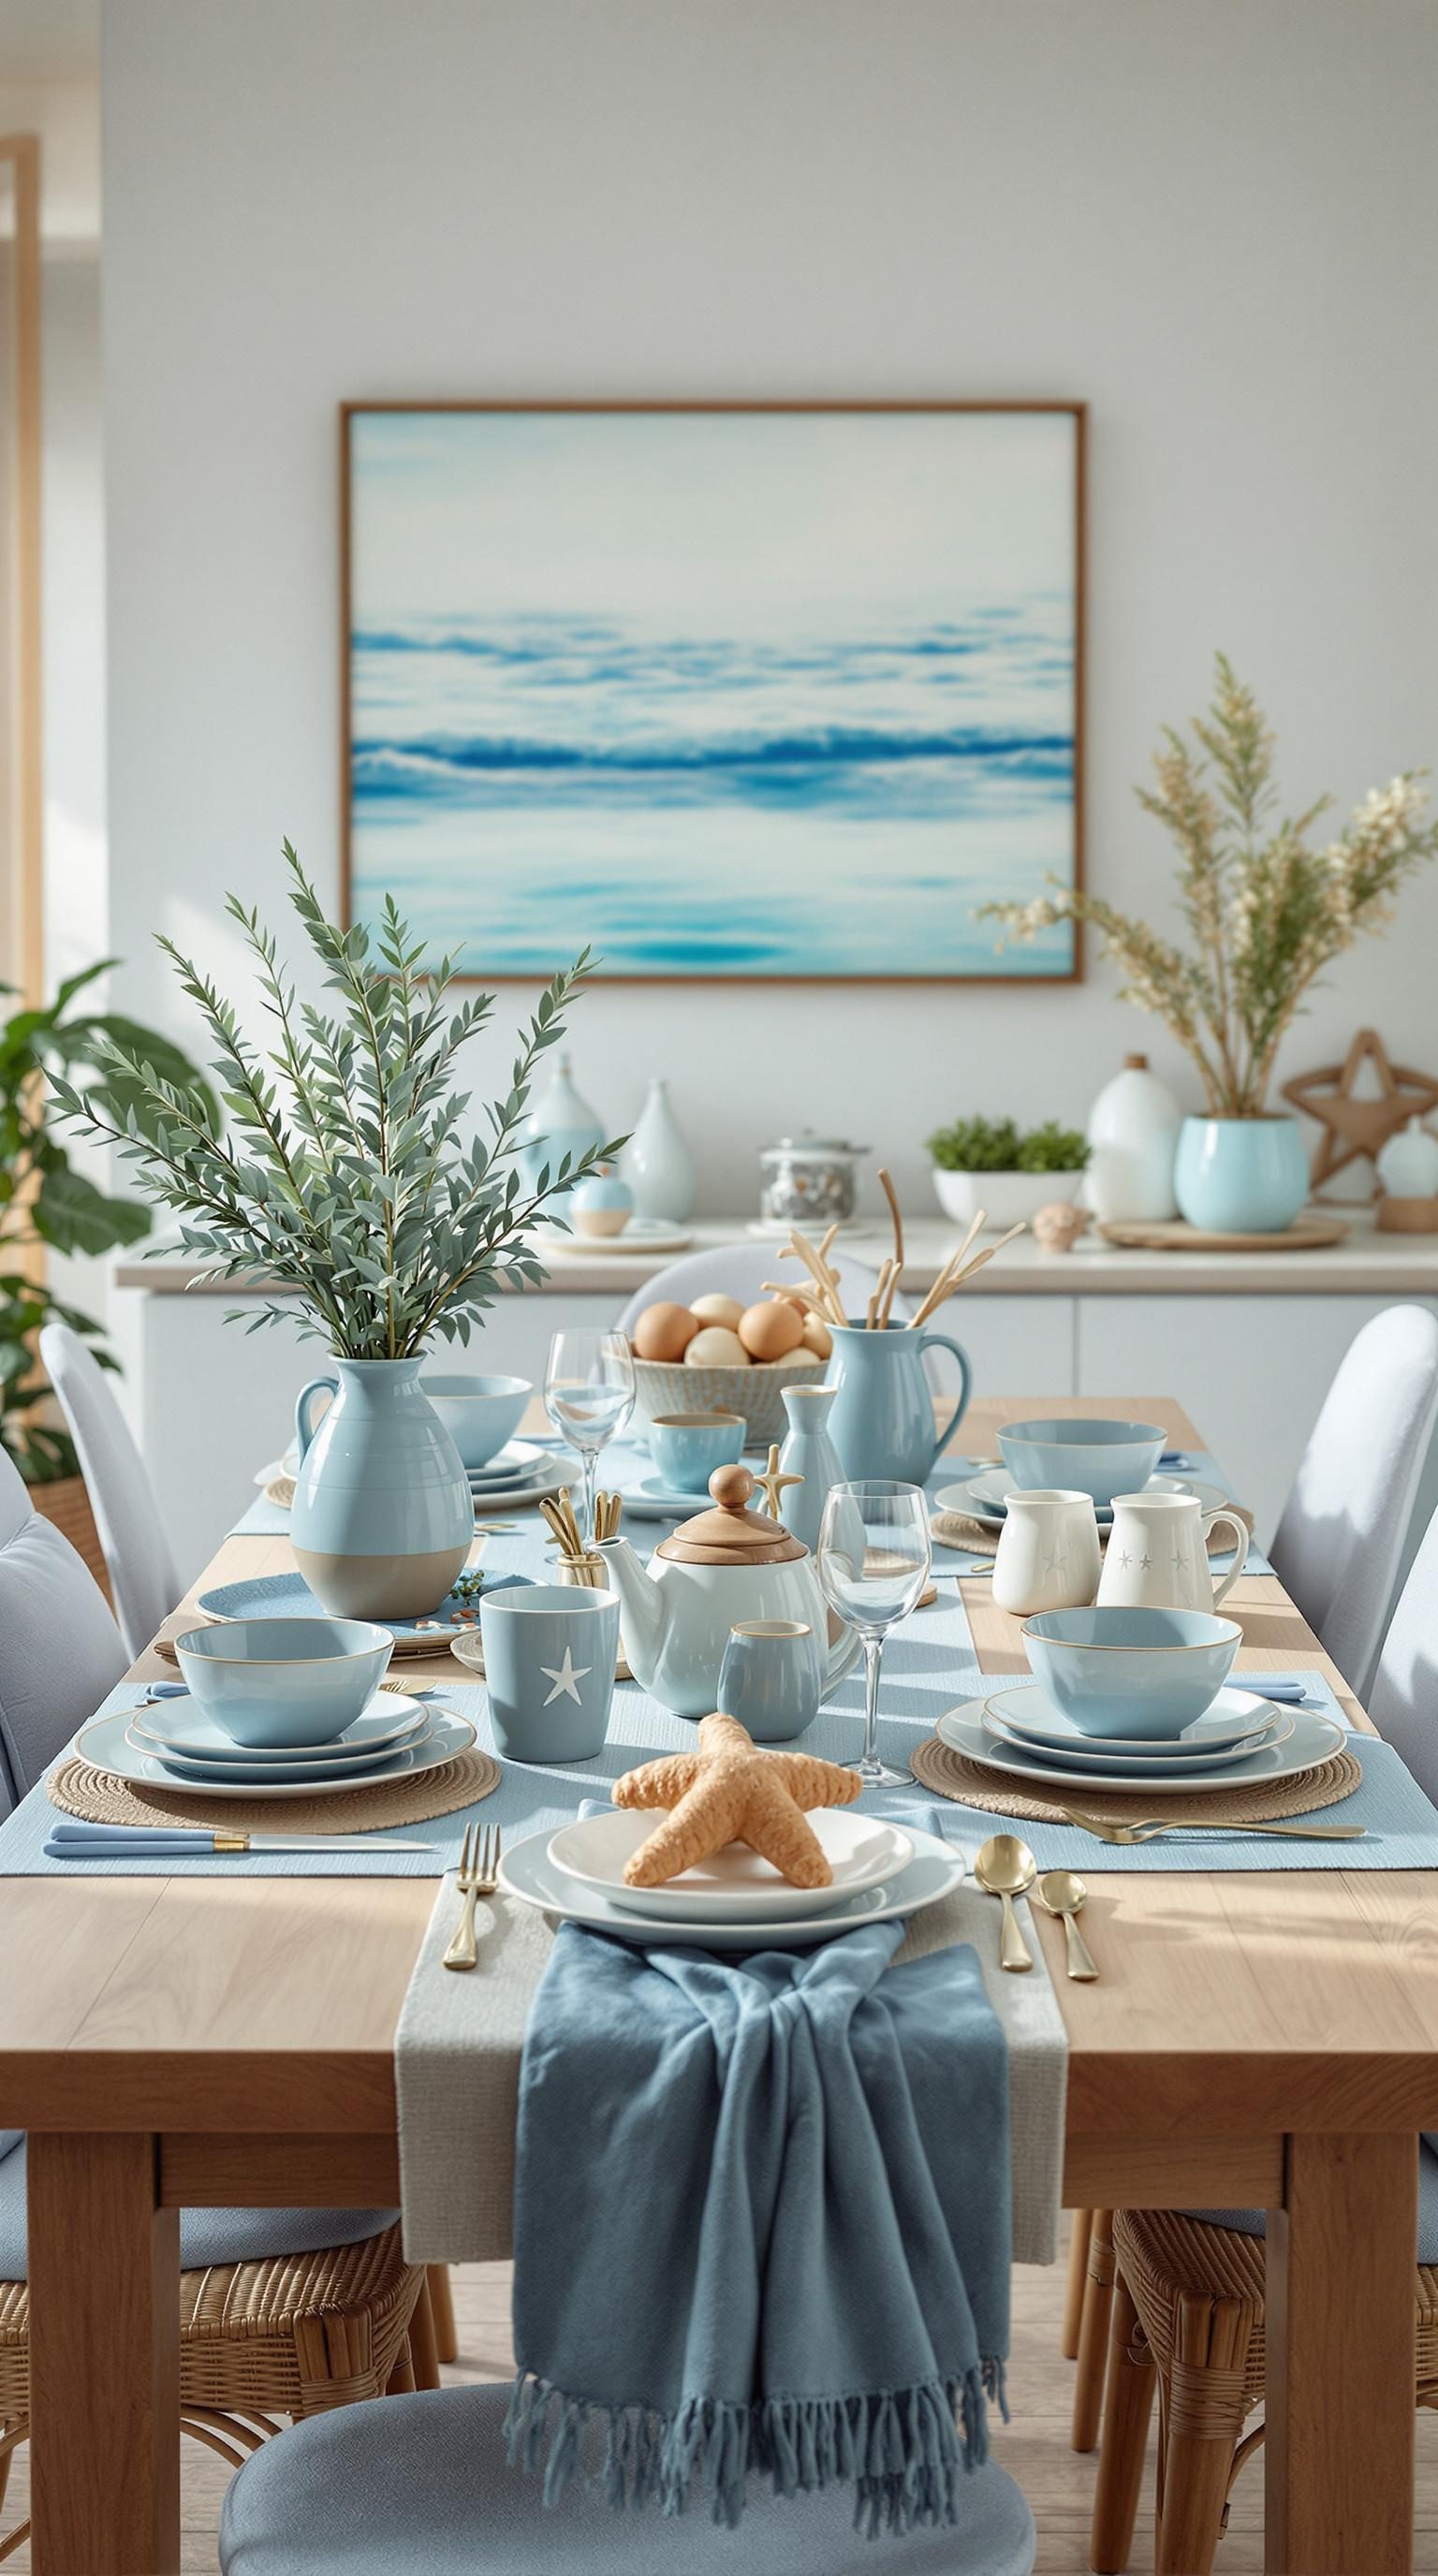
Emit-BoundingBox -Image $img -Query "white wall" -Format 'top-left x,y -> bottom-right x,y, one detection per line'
101,0 -> 1438,1216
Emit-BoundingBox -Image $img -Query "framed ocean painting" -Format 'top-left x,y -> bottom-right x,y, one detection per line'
341,402 -> 1084,982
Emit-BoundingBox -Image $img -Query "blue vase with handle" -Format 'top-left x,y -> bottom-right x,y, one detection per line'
823,1320 -> 972,1486
290,1359 -> 473,1620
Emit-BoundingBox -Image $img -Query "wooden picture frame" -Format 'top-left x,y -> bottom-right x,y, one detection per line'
340,401 -> 1085,984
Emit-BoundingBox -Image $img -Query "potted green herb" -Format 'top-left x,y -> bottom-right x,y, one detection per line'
981,657 -> 1438,1231
926,1116 -> 1090,1231
51,848 -> 623,1618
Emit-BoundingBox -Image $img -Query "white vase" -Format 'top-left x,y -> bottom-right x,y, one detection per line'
623,1078 -> 696,1220
1377,1117 -> 1438,1199
1084,1054 -> 1181,1222
519,1054 -> 606,1195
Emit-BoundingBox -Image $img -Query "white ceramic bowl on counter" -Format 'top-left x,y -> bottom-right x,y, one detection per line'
932,1168 -> 1080,1232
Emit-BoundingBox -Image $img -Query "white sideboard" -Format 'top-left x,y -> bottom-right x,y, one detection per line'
113,1215 -> 1438,1588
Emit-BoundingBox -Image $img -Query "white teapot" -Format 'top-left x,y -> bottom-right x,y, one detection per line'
596,1462 -> 862,1718
1095,1489 -> 1249,1614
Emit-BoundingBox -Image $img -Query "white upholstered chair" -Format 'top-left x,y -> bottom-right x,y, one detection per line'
1365,1480 -> 1438,1804
0,1440 -> 128,1818
38,1320 -> 183,1661
217,2380 -> 1036,2576
1269,1302 -> 1438,1698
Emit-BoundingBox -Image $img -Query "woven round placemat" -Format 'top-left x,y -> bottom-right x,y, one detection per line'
47,1742 -> 500,1835
909,1732 -> 1361,1826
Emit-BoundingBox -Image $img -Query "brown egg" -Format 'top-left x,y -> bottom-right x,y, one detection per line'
684,1325 -> 749,1368
633,1301 -> 700,1364
800,1312 -> 832,1359
689,1292 -> 745,1330
738,1298 -> 804,1362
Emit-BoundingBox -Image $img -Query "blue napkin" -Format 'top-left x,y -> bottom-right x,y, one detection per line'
507,1911 -> 1010,2533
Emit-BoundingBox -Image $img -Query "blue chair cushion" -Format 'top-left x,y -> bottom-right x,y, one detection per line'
0,2136 -> 395,2282
220,2382 -> 1036,2576
1187,2135 -> 1438,2259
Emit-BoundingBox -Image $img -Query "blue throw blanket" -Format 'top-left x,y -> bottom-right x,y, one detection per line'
507,1915 -> 1010,2533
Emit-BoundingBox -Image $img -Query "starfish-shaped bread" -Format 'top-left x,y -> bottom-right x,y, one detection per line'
612,1712 -> 860,1888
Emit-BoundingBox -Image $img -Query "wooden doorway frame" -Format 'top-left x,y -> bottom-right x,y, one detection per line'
0,132 -> 43,1011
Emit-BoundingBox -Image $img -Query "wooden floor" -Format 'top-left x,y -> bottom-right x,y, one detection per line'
5,2224 -> 1438,2569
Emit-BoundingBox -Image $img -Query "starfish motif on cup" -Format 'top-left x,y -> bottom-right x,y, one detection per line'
540,1647 -> 590,1706
1116,1548 -> 1132,1570
1043,1545 -> 1069,1580
1139,1551 -> 1153,1571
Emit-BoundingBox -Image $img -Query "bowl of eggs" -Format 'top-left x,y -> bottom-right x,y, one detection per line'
629,1291 -> 829,1449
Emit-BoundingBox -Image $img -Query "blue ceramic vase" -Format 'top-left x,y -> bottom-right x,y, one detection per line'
823,1320 -> 972,1486
776,1383 -> 846,1553
290,1359 -> 473,1620
1173,1115 -> 1310,1234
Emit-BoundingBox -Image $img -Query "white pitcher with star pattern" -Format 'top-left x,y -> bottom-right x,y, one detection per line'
1096,1489 -> 1249,1614
991,1489 -> 1102,1617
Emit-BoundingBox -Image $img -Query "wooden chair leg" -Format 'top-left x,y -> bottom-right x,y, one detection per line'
1072,2206 -> 1117,2452
1090,2271 -> 1156,2573
1063,2208 -> 1094,2359
426,2263 -> 458,2364
386,2340 -> 417,2395
408,2276 -> 442,2391
1154,2290 -> 1250,2576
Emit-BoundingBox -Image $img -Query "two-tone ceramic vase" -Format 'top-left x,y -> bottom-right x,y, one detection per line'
290,1359 -> 473,1619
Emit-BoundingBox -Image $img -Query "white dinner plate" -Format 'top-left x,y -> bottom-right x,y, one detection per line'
128,1692 -> 430,1765
472,1463 -> 571,1516
466,1442 -> 550,1487
547,1808 -> 913,1922
934,1471 -> 1227,1530
124,1725 -> 433,1786
497,1822 -> 965,1951
936,1696 -> 1345,1797
981,1695 -> 1290,1778
983,1684 -> 1284,1762
77,1705 -> 477,1800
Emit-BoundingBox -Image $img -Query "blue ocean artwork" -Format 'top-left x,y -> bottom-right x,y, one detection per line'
345,409 -> 1079,979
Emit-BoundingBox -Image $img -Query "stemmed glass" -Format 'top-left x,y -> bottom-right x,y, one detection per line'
816,1480 -> 932,1784
543,1328 -> 635,1544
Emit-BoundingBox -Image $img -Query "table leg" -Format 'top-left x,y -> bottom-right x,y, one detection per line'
27,2132 -> 181,2576
1266,2130 -> 1416,2574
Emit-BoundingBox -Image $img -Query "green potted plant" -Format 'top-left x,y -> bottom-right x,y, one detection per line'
982,657 -> 1438,1231
0,963 -> 212,1580
51,847 -> 624,1617
926,1115 -> 1090,1232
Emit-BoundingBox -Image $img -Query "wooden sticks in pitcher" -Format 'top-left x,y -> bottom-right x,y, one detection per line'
907,1215 -> 1028,1327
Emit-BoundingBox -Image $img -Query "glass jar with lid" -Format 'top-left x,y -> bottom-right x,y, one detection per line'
758,1133 -> 869,1227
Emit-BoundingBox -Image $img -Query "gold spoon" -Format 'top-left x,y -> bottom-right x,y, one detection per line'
974,1834 -> 1036,1973
1034,1869 -> 1098,1982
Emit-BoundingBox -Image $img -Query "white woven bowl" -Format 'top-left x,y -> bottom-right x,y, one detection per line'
631,1352 -> 825,1451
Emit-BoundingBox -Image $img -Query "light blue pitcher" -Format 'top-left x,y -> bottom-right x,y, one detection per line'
823,1320 -> 972,1486
291,1359 -> 473,1620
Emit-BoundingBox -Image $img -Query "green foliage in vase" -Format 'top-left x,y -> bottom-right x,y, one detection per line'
927,1115 -> 1090,1174
50,846 -> 625,1361
0,963 -> 214,1481
980,655 -> 1438,1118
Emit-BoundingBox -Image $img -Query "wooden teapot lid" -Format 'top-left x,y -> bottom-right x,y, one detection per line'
655,1462 -> 808,1566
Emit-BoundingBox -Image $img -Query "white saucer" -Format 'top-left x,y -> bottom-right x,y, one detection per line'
982,1692 -> 1290,1777
984,1684 -> 1284,1761
935,1471 -> 1227,1530
466,1441 -> 550,1486
78,1705 -> 476,1799
129,1692 -> 430,1765
547,1808 -> 913,1922
936,1696 -> 1345,1797
538,1219 -> 694,1257
472,1463 -> 570,1515
498,1822 -> 965,1950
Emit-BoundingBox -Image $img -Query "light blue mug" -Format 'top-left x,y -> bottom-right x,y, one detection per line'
477,1584 -> 619,1763
718,1619 -> 825,1745
648,1410 -> 746,1492
824,1319 -> 972,1485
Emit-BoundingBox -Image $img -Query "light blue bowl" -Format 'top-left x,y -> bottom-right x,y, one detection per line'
1021,1605 -> 1241,1738
174,1617 -> 394,1748
420,1373 -> 532,1470
999,1417 -> 1167,1508
648,1411 -> 746,1492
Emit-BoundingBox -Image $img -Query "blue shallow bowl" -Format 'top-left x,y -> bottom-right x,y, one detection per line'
998,1417 -> 1167,1507
1021,1605 -> 1242,1738
420,1373 -> 532,1470
174,1617 -> 394,1748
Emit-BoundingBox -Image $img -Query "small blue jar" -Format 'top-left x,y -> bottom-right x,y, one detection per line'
1173,1115 -> 1310,1234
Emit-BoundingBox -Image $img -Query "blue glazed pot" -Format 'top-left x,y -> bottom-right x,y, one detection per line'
823,1319 -> 971,1485
291,1359 -> 474,1621
1173,1115 -> 1310,1234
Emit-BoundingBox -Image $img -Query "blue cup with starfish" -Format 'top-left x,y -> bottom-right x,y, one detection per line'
477,1584 -> 619,1763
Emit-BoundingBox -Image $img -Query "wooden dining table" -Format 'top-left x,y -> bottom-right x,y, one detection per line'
1,1389 -> 1434,2573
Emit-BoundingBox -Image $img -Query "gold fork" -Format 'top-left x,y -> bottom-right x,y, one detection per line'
1054,1805 -> 1365,1845
442,1822 -> 502,1969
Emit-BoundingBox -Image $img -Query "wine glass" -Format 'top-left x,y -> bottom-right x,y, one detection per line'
816,1480 -> 932,1784
543,1328 -> 635,1543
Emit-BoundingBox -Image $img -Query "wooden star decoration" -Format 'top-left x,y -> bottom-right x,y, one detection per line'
754,1441 -> 803,1524
1282,1029 -> 1438,1196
